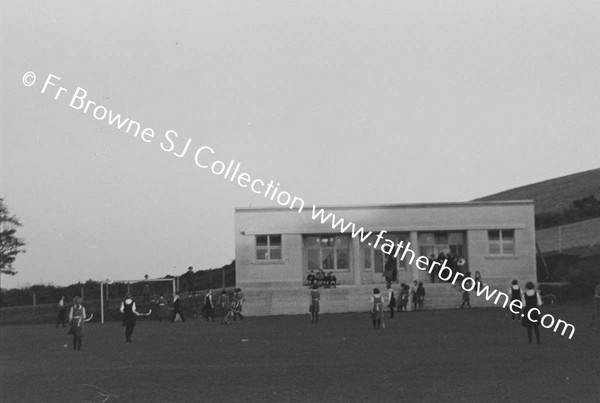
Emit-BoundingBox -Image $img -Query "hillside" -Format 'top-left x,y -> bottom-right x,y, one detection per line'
474,168 -> 600,215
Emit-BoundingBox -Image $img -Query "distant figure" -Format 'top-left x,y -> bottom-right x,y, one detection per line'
474,271 -> 482,287
185,267 -> 195,297
398,283 -> 409,312
416,282 -> 425,310
384,256 -> 396,287
68,297 -> 86,351
315,269 -> 324,287
219,290 -> 230,325
142,274 -> 151,304
171,293 -> 185,322
410,280 -> 419,311
324,271 -> 332,288
461,289 -> 471,309
120,293 -> 141,342
56,295 -> 68,328
457,256 -> 467,275
370,288 -> 384,330
309,285 -> 320,324
307,271 -> 316,286
232,288 -> 245,321
509,280 -> 522,321
157,294 -> 169,323
428,254 -> 437,283
203,290 -> 215,322
521,282 -> 543,345
387,285 -> 396,318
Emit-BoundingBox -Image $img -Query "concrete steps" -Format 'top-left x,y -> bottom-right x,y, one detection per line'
240,282 -> 504,316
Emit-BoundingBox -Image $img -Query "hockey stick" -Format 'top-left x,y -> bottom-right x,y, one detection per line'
84,314 -> 94,322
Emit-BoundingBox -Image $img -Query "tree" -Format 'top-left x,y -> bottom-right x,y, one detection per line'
0,198 -> 26,275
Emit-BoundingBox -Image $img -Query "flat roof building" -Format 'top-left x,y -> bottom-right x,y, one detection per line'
234,201 -> 536,316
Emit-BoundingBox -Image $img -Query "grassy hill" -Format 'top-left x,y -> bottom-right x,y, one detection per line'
474,168 -> 600,215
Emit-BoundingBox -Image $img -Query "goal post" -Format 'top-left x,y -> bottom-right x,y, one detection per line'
100,277 -> 176,324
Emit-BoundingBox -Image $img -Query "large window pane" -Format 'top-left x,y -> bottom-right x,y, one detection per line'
489,243 -> 501,254
363,247 -> 372,269
337,249 -> 349,269
307,249 -> 320,271
322,248 -> 335,270
270,248 -> 282,260
501,230 -> 514,240
256,235 -> 268,247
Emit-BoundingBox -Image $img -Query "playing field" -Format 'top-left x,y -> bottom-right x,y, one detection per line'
1,303 -> 599,402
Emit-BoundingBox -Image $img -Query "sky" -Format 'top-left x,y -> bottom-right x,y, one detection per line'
1,0 -> 599,289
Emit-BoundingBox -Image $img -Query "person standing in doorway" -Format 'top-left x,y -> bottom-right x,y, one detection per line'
428,254 -> 437,283
120,293 -> 141,342
521,282 -> 543,345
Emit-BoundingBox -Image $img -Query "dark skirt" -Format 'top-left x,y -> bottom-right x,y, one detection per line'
122,314 -> 136,327
521,307 -> 540,327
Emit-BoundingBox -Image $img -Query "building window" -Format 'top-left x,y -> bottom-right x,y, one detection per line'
418,231 -> 465,259
256,235 -> 282,260
306,235 -> 350,271
488,230 -> 515,255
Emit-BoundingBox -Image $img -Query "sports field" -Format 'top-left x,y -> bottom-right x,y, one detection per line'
1,303 -> 599,402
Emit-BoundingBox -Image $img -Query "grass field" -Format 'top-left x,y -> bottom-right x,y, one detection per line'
1,303 -> 599,403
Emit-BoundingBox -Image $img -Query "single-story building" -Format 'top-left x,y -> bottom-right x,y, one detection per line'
234,201 -> 536,316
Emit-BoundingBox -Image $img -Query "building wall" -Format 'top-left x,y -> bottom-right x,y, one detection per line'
234,201 -> 536,314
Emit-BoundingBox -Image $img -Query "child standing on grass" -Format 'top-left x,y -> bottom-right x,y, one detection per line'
521,282 -> 543,345
219,290 -> 230,325
157,294 -> 169,323
417,282 -> 425,310
387,285 -> 396,318
398,284 -> 409,312
370,288 -> 384,330
56,295 -> 68,328
461,288 -> 471,309
309,284 -> 320,324
120,293 -> 141,342
68,296 -> 86,351
509,280 -> 522,321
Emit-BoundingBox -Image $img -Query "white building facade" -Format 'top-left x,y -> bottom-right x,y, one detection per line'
234,201 -> 536,315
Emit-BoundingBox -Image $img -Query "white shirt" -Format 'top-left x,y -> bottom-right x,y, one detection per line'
120,298 -> 140,314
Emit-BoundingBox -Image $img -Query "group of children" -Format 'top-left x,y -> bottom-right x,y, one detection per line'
200,288 -> 245,325
306,270 -> 337,288
55,287 -> 246,351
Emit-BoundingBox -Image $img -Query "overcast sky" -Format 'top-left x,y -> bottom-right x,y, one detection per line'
1,1 -> 599,289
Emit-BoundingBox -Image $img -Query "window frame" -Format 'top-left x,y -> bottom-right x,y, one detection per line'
305,234 -> 351,272
255,234 -> 283,262
487,229 -> 516,256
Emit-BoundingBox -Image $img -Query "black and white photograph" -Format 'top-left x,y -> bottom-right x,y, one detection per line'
1,1 -> 599,402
